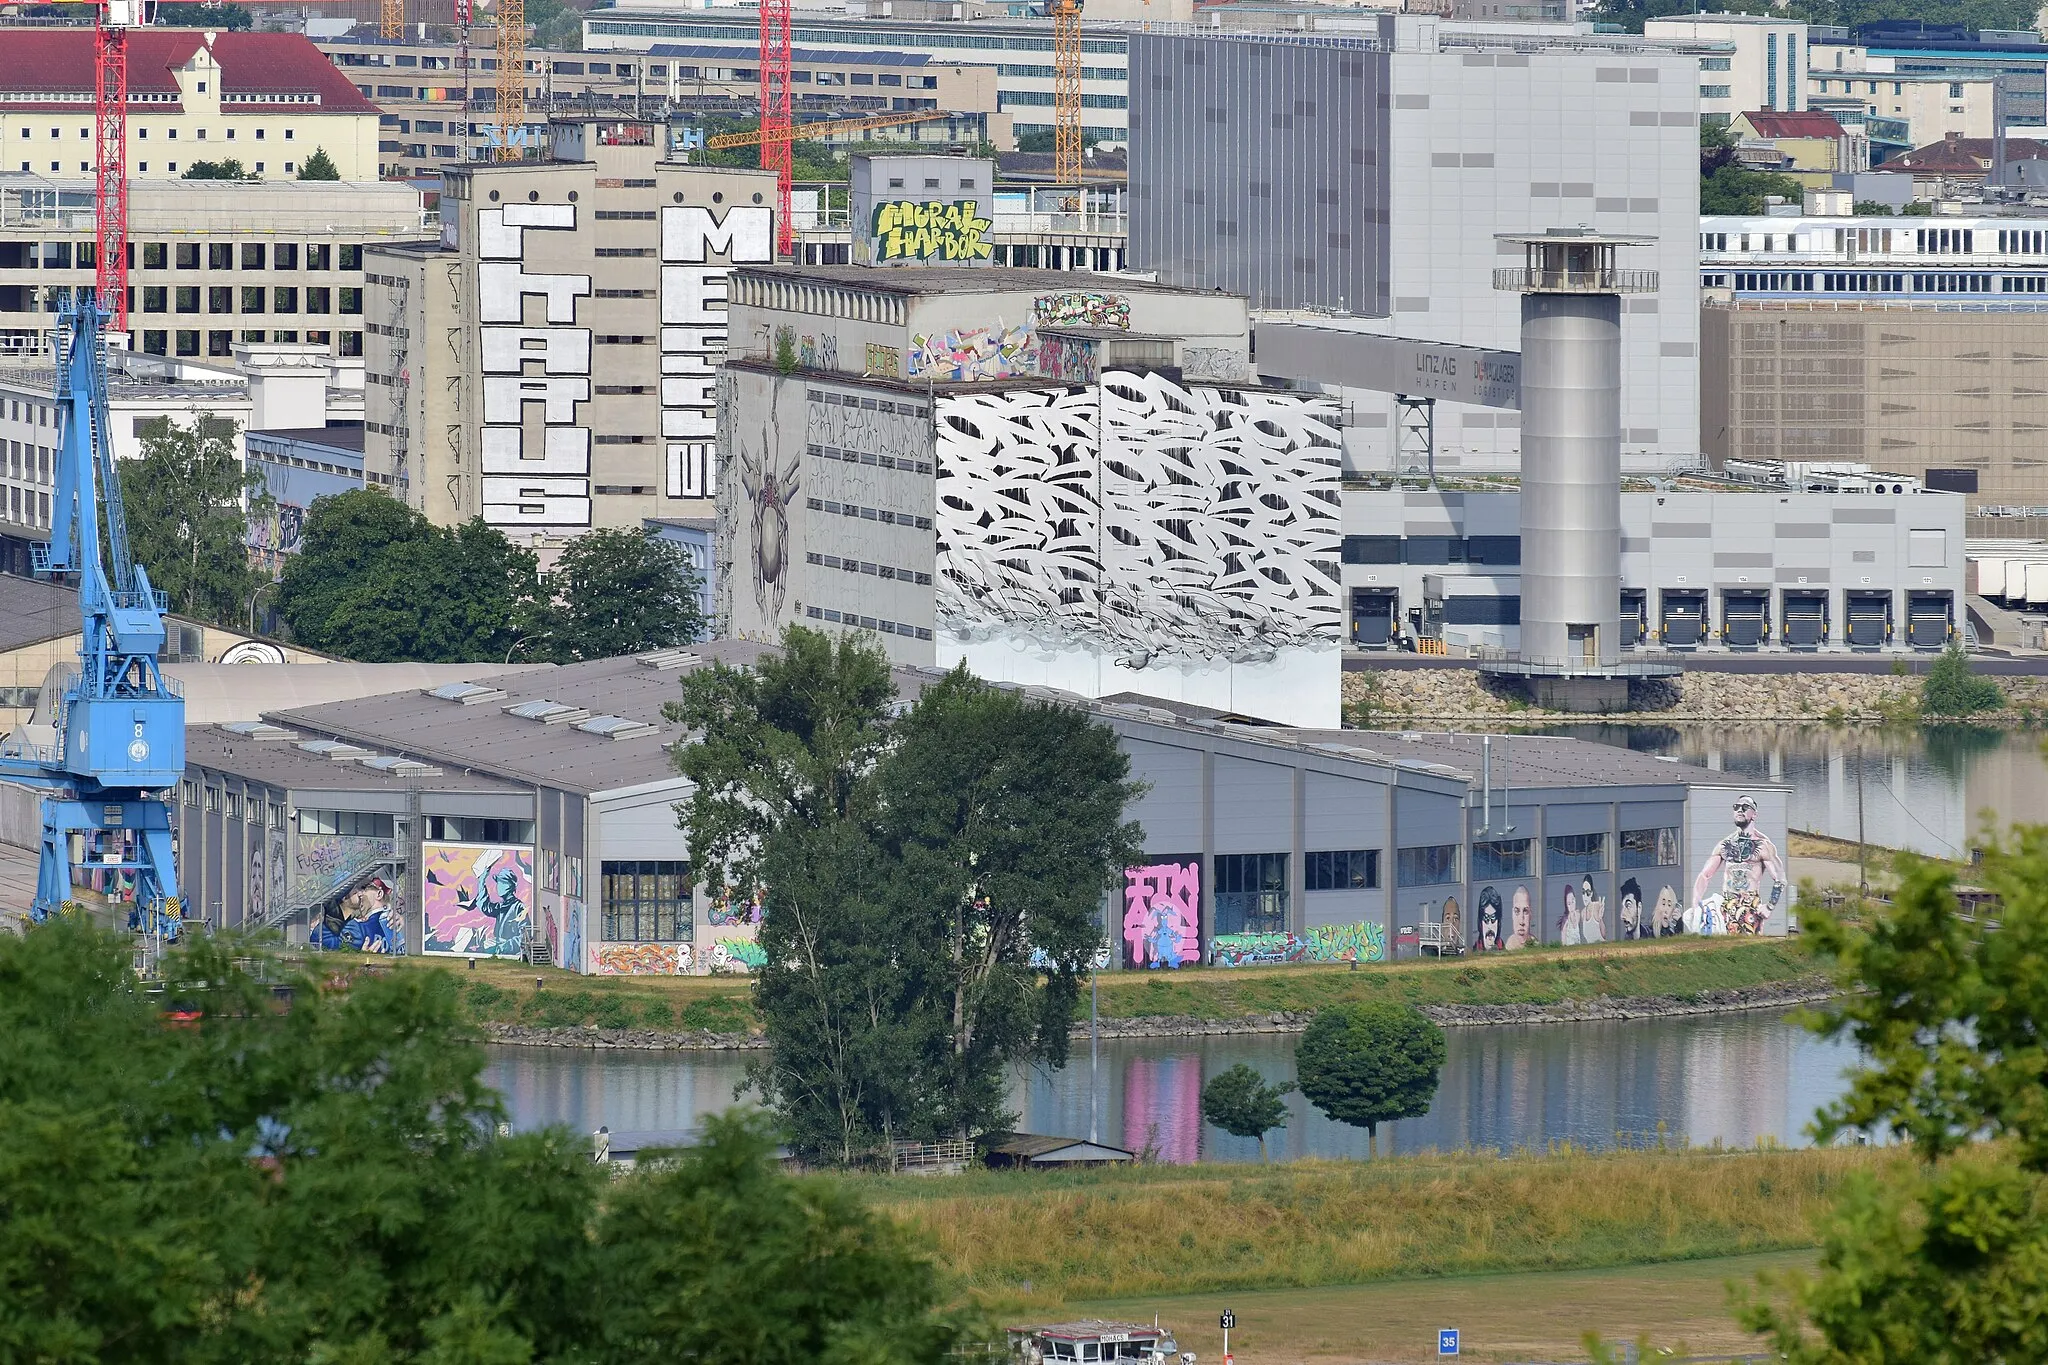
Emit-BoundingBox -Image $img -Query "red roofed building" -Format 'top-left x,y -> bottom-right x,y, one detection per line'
0,29 -> 378,181
1728,109 -> 1867,183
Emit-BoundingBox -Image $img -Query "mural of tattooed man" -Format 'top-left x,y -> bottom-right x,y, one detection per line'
1690,794 -> 1786,935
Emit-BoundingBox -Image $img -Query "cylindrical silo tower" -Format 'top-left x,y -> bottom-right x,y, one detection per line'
1494,229 -> 1656,672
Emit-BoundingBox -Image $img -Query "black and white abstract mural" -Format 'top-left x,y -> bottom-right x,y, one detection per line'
933,371 -> 1343,725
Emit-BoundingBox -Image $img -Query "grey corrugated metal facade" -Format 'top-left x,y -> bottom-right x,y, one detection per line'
1128,31 -> 1391,315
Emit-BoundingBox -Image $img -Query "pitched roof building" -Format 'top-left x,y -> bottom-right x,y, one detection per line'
1885,131 -> 2048,181
0,29 -> 379,181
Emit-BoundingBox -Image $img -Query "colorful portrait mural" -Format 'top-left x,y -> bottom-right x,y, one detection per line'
1122,859 -> 1201,969
1688,794 -> 1786,935
709,886 -> 763,927
596,942 -> 692,976
311,877 -> 404,954
908,323 -> 1034,381
1212,921 -> 1387,967
422,843 -> 533,957
1472,886 -> 1505,951
1489,883 -> 1536,950
1557,875 -> 1608,946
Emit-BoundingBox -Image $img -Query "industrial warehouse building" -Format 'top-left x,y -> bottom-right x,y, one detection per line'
164,639 -> 1793,976
1341,486 -> 1969,653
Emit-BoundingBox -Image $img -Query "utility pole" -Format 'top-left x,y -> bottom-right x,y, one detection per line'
1089,966 -> 1099,1145
1856,741 -> 1867,898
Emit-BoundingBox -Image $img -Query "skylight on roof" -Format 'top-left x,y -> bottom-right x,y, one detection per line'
505,699 -> 589,723
220,720 -> 292,739
358,754 -> 443,777
427,681 -> 507,705
573,714 -> 659,740
297,739 -> 367,759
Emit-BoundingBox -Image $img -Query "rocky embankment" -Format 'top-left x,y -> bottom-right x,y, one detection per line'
479,978 -> 1833,1050
1348,667 -> 2048,723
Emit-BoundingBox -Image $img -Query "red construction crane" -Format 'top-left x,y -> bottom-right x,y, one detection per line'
46,0 -> 143,333
758,0 -> 793,254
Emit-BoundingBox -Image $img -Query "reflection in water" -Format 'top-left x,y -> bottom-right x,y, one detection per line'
484,1009 -> 1857,1163
1544,723 -> 2048,860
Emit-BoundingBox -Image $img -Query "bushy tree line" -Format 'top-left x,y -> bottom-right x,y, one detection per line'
670,627 -> 1143,1163
0,919 -> 967,1364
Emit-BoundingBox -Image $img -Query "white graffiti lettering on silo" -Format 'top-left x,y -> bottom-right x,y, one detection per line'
660,205 -> 774,500
477,204 -> 593,530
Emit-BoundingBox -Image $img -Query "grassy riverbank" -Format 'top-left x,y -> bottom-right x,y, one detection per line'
362,936 -> 1825,1037
867,1143 -> 1881,1312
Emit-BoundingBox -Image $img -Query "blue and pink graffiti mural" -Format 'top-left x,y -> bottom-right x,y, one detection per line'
1211,920 -> 1387,968
1122,860 -> 1201,969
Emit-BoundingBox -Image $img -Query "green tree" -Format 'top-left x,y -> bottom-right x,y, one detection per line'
0,919 -> 973,1363
1702,163 -> 1807,216
119,414 -> 271,627
1901,200 -> 1936,216
1854,200 -> 1897,215
533,526 -> 704,662
1739,835 -> 2048,1363
1295,1002 -> 1446,1157
668,631 -> 1144,1159
1200,1063 -> 1295,1161
276,488 -> 538,661
296,147 -> 340,181
180,158 -> 248,180
153,1 -> 254,26
1921,642 -> 2003,717
875,667 -> 1143,1139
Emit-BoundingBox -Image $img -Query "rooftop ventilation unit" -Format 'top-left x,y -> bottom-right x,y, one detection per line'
358,754 -> 444,778
297,739 -> 368,760
573,714 -> 660,740
504,699 -> 592,724
426,681 -> 509,705
638,648 -> 704,670
219,720 -> 293,739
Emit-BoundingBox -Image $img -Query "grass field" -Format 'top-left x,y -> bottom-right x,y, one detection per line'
1071,1249 -> 1813,1364
355,935 -> 1825,1036
869,1144 -> 1881,1311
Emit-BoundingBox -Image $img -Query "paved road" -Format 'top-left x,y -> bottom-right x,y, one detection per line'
1344,651 -> 2048,677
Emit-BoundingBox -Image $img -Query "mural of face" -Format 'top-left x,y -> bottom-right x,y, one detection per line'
1440,895 -> 1461,951
1504,885 -> 1535,950
1692,793 -> 1786,936
1619,878 -> 1645,940
1578,876 -> 1606,944
1656,884 -> 1682,935
1559,885 -> 1582,946
1474,887 -> 1504,952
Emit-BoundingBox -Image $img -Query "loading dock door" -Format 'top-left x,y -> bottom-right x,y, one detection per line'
1723,591 -> 1769,650
1846,591 -> 1891,650
1783,592 -> 1827,650
1620,589 -> 1647,648
1907,591 -> 1952,650
1661,590 -> 1707,649
1351,588 -> 1398,647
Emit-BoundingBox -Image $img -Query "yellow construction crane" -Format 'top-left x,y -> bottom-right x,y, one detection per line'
379,0 -> 401,40
703,109 -> 954,150
1052,0 -> 1082,187
495,0 -> 525,161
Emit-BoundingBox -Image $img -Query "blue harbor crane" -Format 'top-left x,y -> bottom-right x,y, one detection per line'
0,298 -> 185,940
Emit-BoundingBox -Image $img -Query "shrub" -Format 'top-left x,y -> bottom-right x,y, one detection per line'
1921,643 -> 2003,717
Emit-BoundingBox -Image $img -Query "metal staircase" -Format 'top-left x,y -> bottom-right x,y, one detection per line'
256,842 -> 402,933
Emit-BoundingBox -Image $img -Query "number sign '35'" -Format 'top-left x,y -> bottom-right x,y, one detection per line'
870,199 -> 993,262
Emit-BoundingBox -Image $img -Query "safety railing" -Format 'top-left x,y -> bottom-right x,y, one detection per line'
1494,267 -> 1661,294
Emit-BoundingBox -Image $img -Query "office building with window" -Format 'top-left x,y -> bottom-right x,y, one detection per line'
1700,213 -> 2048,520
0,28 -> 379,180
1646,15 -> 1809,125
0,173 -> 431,361
163,635 -> 1793,973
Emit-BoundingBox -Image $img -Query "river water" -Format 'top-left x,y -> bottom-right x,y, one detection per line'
484,1008 -> 1858,1162
1537,722 -> 2047,860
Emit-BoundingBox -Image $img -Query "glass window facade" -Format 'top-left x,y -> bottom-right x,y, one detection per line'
1471,837 -> 1531,879
1214,852 -> 1288,935
602,859 -> 692,941
1397,844 -> 1459,887
1619,826 -> 1681,869
1305,849 -> 1378,890
1545,832 -> 1607,874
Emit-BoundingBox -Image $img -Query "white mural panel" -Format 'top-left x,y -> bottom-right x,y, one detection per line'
934,371 -> 1344,725
477,203 -> 593,531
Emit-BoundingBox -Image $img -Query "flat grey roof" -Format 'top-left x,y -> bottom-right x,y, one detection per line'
185,724 -> 532,795
0,573 -> 80,652
731,263 -> 1226,298
1295,730 -> 1725,793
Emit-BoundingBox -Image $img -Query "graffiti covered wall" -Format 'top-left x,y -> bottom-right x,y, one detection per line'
662,204 -> 776,501
869,200 -> 994,263
1212,921 -> 1386,967
1122,858 -> 1201,968
933,371 -> 1344,725
596,942 -> 693,975
1033,291 -> 1131,330
421,842 -> 533,957
909,323 -> 1035,382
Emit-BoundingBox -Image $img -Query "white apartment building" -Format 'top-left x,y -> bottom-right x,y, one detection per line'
1809,64 -> 1997,146
1646,14 -> 1808,124
0,29 -> 381,181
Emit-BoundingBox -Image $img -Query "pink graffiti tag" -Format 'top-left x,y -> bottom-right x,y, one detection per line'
1123,862 -> 1200,967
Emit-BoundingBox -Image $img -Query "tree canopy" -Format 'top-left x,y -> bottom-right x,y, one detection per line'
1921,643 -> 2003,717
531,526 -> 705,662
1740,834 -> 2048,1362
276,489 -> 539,662
0,918 -> 971,1364
119,415 -> 271,628
295,148 -> 340,182
1200,1063 -> 1295,1161
1702,164 -> 1807,216
180,159 -> 249,181
668,626 -> 1142,1162
1295,1002 -> 1446,1155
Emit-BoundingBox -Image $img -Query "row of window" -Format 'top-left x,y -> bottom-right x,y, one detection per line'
15,124 -> 298,143
802,604 -> 936,639
140,329 -> 360,358
1712,271 -> 2034,296
1341,535 -> 1519,566
805,550 -> 933,585
21,241 -> 360,272
140,285 -> 351,315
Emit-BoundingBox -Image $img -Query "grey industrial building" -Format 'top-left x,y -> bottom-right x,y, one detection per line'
1342,486 -> 1969,652
164,639 -> 1793,975
1126,19 -> 1703,477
